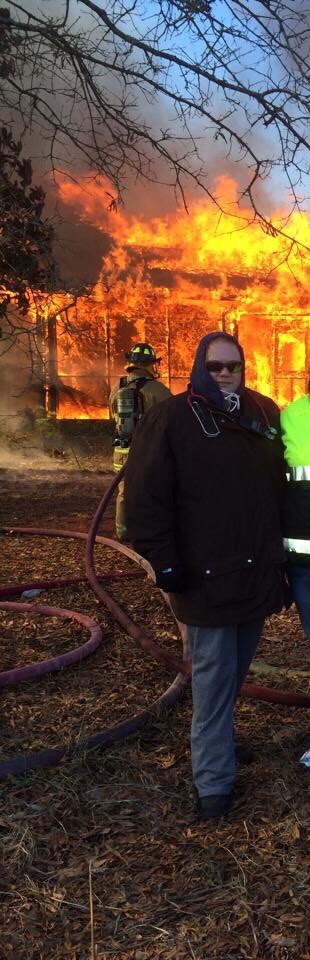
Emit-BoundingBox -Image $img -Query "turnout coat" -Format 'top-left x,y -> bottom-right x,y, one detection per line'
124,388 -> 285,627
109,367 -> 170,423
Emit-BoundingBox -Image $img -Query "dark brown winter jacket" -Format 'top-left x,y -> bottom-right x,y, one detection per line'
124,389 -> 286,626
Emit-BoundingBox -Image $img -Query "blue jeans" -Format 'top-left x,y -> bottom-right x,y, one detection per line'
186,619 -> 264,797
288,565 -> 310,638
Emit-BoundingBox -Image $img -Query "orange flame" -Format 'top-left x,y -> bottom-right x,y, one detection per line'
35,175 -> 310,415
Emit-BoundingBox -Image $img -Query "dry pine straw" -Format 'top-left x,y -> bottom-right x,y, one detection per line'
1,473 -> 310,958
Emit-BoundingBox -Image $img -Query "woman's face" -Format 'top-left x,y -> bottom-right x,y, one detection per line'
205,339 -> 243,393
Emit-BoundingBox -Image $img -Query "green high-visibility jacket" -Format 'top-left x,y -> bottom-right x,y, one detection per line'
281,394 -> 310,467
281,394 -> 310,563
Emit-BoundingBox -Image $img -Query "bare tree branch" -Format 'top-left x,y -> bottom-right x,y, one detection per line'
0,1 -> 309,222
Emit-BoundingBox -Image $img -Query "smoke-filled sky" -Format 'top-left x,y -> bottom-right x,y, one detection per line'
11,0 -> 310,286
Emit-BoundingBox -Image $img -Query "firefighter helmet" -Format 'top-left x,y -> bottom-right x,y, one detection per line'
125,343 -> 162,366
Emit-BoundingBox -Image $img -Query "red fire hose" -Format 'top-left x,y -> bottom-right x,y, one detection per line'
1,466 -> 310,779
0,601 -> 103,686
85,470 -> 310,706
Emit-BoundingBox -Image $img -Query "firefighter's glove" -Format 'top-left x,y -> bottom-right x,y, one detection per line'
155,563 -> 186,593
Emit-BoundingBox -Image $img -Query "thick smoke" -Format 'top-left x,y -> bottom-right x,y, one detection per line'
6,0 -> 289,289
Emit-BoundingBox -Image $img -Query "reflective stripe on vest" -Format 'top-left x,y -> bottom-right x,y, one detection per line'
113,446 -> 129,472
288,465 -> 310,481
284,536 -> 310,554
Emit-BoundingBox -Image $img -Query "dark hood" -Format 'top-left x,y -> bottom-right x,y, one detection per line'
189,332 -> 245,409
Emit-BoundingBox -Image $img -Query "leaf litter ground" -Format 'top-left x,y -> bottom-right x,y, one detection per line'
1,461 -> 310,960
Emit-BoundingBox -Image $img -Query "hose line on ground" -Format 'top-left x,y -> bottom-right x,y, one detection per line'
0,601 -> 103,687
0,466 -> 310,779
0,469 -> 187,777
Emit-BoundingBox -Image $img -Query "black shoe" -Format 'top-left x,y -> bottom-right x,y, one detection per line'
197,793 -> 232,820
235,744 -> 254,765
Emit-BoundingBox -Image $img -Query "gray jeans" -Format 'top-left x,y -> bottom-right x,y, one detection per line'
186,619 -> 264,797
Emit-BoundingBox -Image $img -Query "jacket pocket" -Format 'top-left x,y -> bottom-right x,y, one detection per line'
203,553 -> 256,605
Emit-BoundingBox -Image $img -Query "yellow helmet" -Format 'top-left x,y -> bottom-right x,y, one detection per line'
125,343 -> 162,366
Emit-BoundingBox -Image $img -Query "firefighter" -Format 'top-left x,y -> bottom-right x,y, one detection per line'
109,342 -> 171,541
281,383 -> 310,637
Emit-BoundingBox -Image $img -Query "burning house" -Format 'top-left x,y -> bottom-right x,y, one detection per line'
3,175 -> 310,421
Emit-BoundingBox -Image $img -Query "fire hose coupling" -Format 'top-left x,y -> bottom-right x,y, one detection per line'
154,562 -> 187,592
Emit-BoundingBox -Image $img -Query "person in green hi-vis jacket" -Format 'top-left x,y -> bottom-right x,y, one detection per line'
281,388 -> 310,638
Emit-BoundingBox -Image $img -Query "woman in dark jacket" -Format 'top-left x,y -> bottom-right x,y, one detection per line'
125,332 -> 285,819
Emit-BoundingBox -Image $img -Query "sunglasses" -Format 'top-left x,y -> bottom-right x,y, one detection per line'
206,361 -> 242,374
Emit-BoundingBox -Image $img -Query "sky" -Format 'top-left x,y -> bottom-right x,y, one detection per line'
8,0 -> 310,286
17,0 -> 310,216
